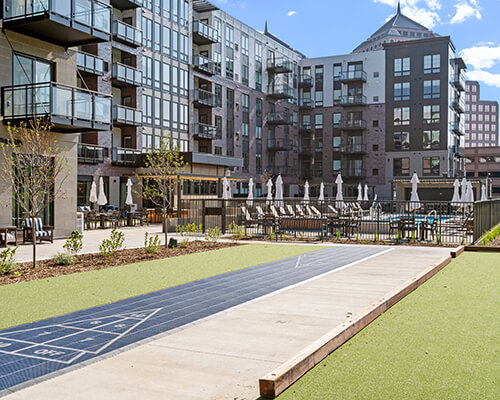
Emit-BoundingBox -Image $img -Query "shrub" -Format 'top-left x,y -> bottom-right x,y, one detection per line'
144,232 -> 161,255
52,251 -> 76,266
63,230 -> 83,255
205,226 -> 222,246
436,233 -> 442,245
228,222 -> 244,240
374,231 -> 379,242
99,228 -> 125,262
268,229 -> 275,241
0,247 -> 18,275
395,230 -> 401,244
336,230 -> 341,240
179,238 -> 189,248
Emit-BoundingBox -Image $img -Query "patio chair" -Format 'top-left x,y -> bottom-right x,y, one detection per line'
399,215 -> 417,239
422,210 -> 438,240
255,206 -> 266,219
23,218 -> 53,244
104,210 -> 121,228
270,205 -> 280,219
279,206 -> 291,217
286,205 -> 296,216
345,211 -> 362,237
84,211 -> 98,230
327,205 -> 339,216
241,206 -> 261,235
134,210 -> 149,226
310,206 -> 322,217
0,227 -> 17,247
295,204 -> 305,217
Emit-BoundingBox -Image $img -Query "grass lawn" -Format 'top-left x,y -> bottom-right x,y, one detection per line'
278,252 -> 500,400
0,244 -> 324,330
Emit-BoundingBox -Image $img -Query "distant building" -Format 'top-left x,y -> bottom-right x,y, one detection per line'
466,146 -> 500,198
464,81 -> 499,147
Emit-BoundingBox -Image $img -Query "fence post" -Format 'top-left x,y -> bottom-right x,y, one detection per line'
222,199 -> 226,234
202,198 -> 206,234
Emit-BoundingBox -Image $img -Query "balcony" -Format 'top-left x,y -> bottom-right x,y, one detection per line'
299,98 -> 314,110
341,143 -> 366,154
112,63 -> 142,87
194,123 -> 217,139
110,0 -> 142,10
2,0 -> 111,46
266,111 -> 291,125
451,97 -> 465,114
266,57 -> 293,74
76,51 -> 105,76
2,82 -> 112,132
299,122 -> 312,134
112,147 -> 143,167
192,20 -> 218,45
451,73 -> 466,92
78,143 -> 108,164
342,167 -> 366,178
193,55 -> 217,76
340,95 -> 367,106
335,70 -> 367,83
267,165 -> 297,176
299,143 -> 313,156
267,139 -> 292,152
339,119 -> 367,130
452,145 -> 465,158
193,88 -> 215,108
112,105 -> 142,127
449,121 -> 465,136
298,74 -> 313,89
112,20 -> 142,48
266,84 -> 293,100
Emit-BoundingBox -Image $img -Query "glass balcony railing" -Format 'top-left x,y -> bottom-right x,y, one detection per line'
112,20 -> 142,47
342,144 -> 366,154
112,147 -> 143,166
339,119 -> 367,129
267,139 -> 292,151
451,73 -> 466,91
2,82 -> 112,132
192,20 -> 218,45
193,88 -> 215,107
76,51 -> 105,76
194,123 -> 217,139
267,111 -> 291,125
78,143 -> 108,164
266,84 -> 294,99
340,95 -> 367,106
3,0 -> 111,45
342,167 -> 366,178
112,63 -> 142,87
299,98 -> 315,109
451,95 -> 465,113
112,105 -> 142,126
298,74 -> 313,88
449,120 -> 465,135
193,55 -> 217,75
299,122 -> 312,133
266,57 -> 293,74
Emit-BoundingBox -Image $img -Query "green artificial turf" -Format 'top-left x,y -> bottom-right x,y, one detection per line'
0,244 -> 325,330
278,252 -> 500,400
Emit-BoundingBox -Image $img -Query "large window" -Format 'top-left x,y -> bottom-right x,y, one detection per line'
423,157 -> 440,175
394,107 -> 410,126
394,57 -> 410,76
393,158 -> 410,176
255,40 -> 262,63
424,54 -> 440,74
393,132 -> 410,150
423,105 -> 440,123
424,80 -> 440,99
142,17 -> 152,48
241,33 -> 249,56
13,53 -> 52,85
225,24 -> 234,48
423,130 -> 440,149
333,112 -> 341,127
394,82 -> 410,101
162,26 -> 170,55
315,114 -> 323,129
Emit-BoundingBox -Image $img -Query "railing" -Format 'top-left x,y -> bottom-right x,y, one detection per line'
451,96 -> 465,114
112,20 -> 142,47
473,199 -> 500,242
112,105 -> 142,126
77,143 -> 108,164
266,84 -> 294,98
192,20 -> 218,43
111,147 -> 143,166
267,111 -> 291,125
298,75 -> 313,87
266,57 -> 293,73
342,167 -> 366,177
2,82 -> 112,126
266,165 -> 296,175
449,121 -> 465,135
335,70 -> 367,82
299,98 -> 315,109
76,51 -> 105,76
194,123 -> 217,139
299,122 -> 312,133
112,62 -> 142,86
340,95 -> 367,106
451,73 -> 466,91
193,54 -> 216,75
342,144 -> 366,154
267,139 -> 292,151
110,0 -> 143,10
340,119 -> 367,129
193,88 -> 215,107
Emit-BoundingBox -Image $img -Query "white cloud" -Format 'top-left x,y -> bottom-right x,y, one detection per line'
287,10 -> 296,17
460,45 -> 500,69
466,70 -> 500,87
450,1 -> 481,24
401,5 -> 441,28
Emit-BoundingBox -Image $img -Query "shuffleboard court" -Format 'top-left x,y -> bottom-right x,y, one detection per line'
0,245 -> 385,393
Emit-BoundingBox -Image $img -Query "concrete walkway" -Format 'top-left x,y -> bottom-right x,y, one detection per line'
3,245 -> 451,400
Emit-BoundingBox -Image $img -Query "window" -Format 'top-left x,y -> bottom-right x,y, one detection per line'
394,82 -> 410,101
256,125 -> 262,139
172,30 -> 178,59
333,113 -> 341,127
315,90 -> 323,107
373,120 -> 379,127
154,22 -> 160,52
255,70 -> 262,91
13,53 -> 52,85
142,94 -> 152,125
373,71 -> 379,78
225,25 -> 234,48
373,144 -> 379,151
394,107 -> 410,126
179,34 -> 189,63
315,114 -> 323,129
393,132 -> 410,150
162,26 -> 170,55
423,80 -> 440,99
424,54 -> 440,74
394,57 -> 410,76
423,157 -> 440,175
393,158 -> 410,176
423,105 -> 440,123
153,59 -> 161,88
372,169 -> 379,176
162,99 -> 170,127
242,122 -> 249,137
225,56 -> 234,79
241,64 -> 249,86
423,130 -> 440,149
142,17 -> 152,49
214,17 -> 222,42
333,63 -> 341,78
241,33 -> 249,56
315,65 -> 324,86
179,68 -> 188,97
162,63 -> 170,91
214,84 -> 222,107
373,96 -> 379,102
215,116 -> 222,139
143,56 -> 152,86
154,97 -> 160,126
255,40 -> 262,63
171,65 -> 178,94
333,159 -> 341,173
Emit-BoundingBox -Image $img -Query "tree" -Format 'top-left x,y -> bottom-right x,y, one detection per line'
137,136 -> 186,248
0,119 -> 70,268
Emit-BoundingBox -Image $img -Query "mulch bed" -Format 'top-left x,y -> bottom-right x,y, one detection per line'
0,241 -> 238,287
485,235 -> 500,247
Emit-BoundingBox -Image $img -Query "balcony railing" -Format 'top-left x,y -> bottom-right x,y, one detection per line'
112,63 -> 142,87
78,143 -> 108,164
110,0 -> 142,11
112,20 -> 142,47
111,147 -> 143,166
451,73 -> 466,92
193,88 -> 215,107
298,74 -> 313,89
449,121 -> 465,136
194,123 -> 217,139
342,167 -> 366,178
193,54 -> 217,75
339,119 -> 367,130
112,105 -> 142,126
266,84 -> 294,100
299,98 -> 315,110
340,95 -> 367,106
342,144 -> 366,154
299,143 -> 313,156
76,51 -> 105,76
2,82 -> 112,132
452,145 -> 465,158
267,165 -> 297,176
3,0 -> 111,46
267,111 -> 291,125
192,20 -> 218,45
266,57 -> 293,74
267,139 -> 292,151
299,122 -> 312,133
451,96 -> 465,114
335,70 -> 367,83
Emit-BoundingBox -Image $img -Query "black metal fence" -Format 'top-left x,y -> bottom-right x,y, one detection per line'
178,197 -> 480,245
473,199 -> 500,242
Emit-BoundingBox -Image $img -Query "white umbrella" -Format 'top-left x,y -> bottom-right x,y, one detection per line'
335,174 -> 344,209
266,179 -> 273,205
125,178 -> 134,206
357,183 -> 363,202
409,172 -> 420,211
467,181 -> 474,203
460,177 -> 468,203
318,182 -> 325,201
222,177 -> 230,200
451,179 -> 460,205
89,179 -> 98,205
247,178 -> 254,207
303,180 -> 310,204
363,184 -> 369,201
275,175 -> 284,207
481,184 -> 487,201
97,176 -> 107,206
371,193 -> 378,209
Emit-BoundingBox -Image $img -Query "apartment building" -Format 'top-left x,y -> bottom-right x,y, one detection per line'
466,146 -> 500,198
464,80 -> 499,147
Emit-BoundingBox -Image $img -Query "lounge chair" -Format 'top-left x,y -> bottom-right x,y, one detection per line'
23,218 -> 53,244
0,227 -> 17,247
310,206 -> 322,217
295,204 -> 305,217
422,210 -> 438,240
286,205 -> 296,216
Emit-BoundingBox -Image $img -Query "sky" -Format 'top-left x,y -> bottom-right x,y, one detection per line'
212,0 -> 500,103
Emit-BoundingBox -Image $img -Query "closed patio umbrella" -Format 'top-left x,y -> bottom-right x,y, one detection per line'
335,174 -> 344,209
467,181 -> 474,203
125,178 -> 134,206
275,175 -> 284,207
303,180 -> 310,204
266,179 -> 273,205
460,178 -> 468,203
409,172 -> 420,211
357,183 -> 363,201
318,182 -> 325,201
247,178 -> 254,207
97,176 -> 107,207
451,179 -> 460,205
481,184 -> 487,201
89,179 -> 98,206
222,177 -> 230,200
363,184 -> 369,201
